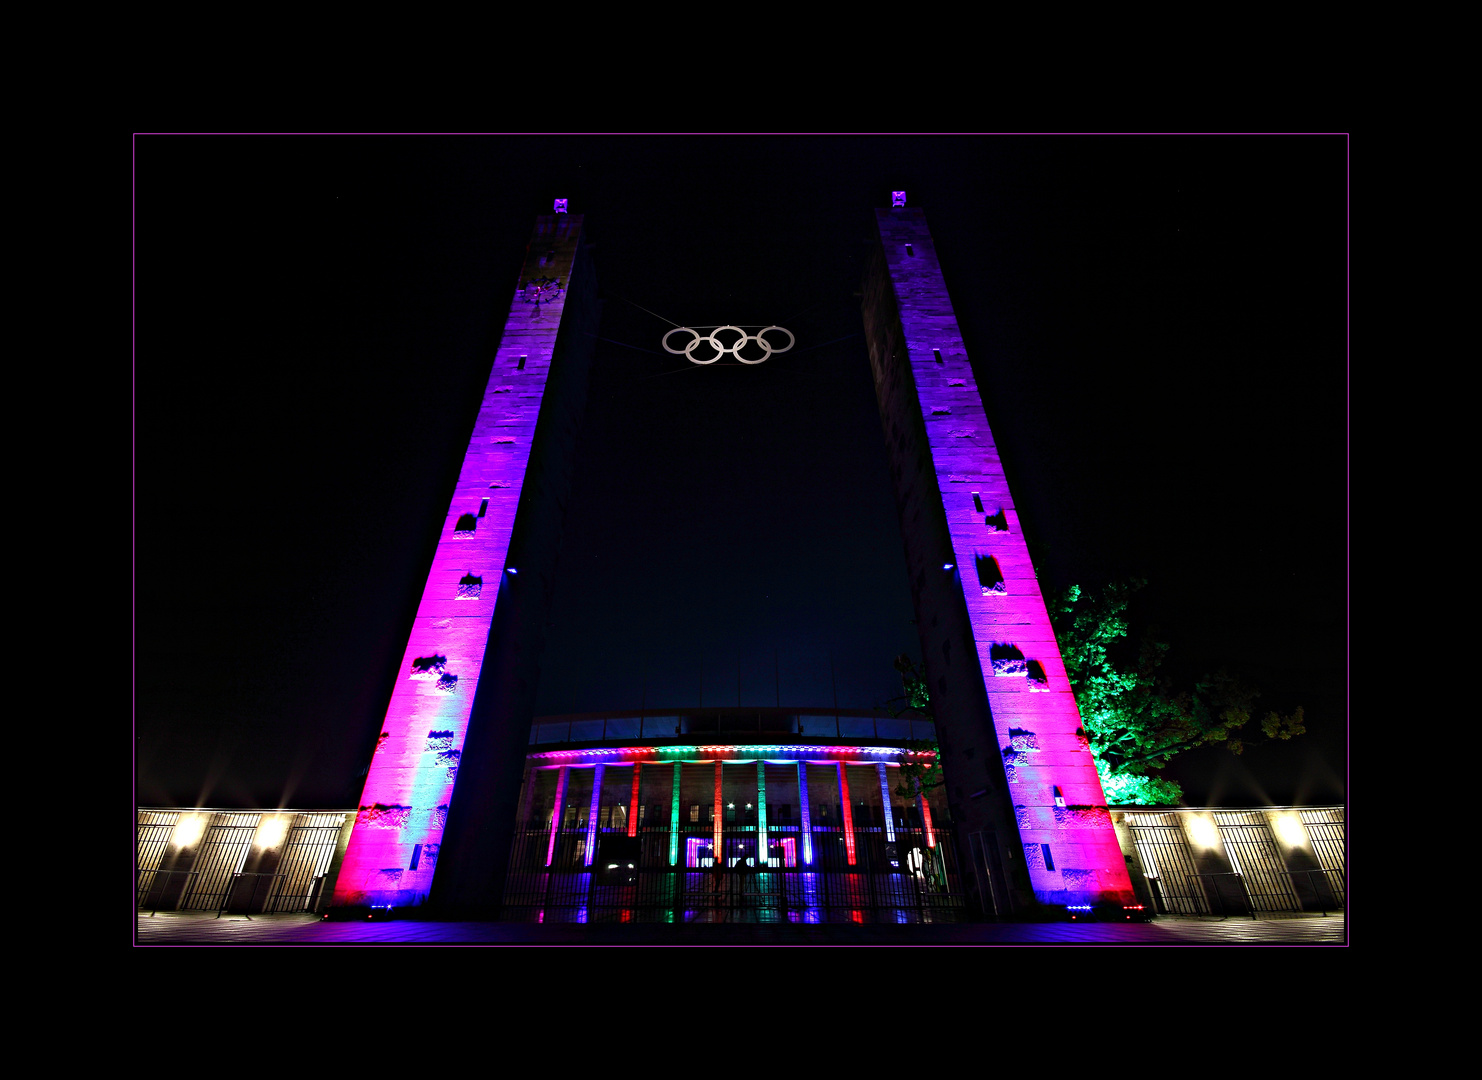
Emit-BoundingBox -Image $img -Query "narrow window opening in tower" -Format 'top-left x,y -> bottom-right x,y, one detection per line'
1042,844 -> 1056,871
972,492 -> 984,513
932,349 -> 944,364
517,355 -> 527,370
976,554 -> 1006,595
905,244 -> 915,257
478,498 -> 489,518
409,843 -> 422,870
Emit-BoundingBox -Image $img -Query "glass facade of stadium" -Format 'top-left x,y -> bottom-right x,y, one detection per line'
508,708 -> 968,923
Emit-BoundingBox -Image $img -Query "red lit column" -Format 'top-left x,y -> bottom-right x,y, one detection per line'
837,763 -> 856,866
628,764 -> 642,838
918,791 -> 936,850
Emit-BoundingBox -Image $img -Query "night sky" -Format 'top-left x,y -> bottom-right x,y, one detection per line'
135,135 -> 1347,811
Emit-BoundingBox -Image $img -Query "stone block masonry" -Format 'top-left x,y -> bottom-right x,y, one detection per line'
333,215 -> 599,912
864,207 -> 1134,909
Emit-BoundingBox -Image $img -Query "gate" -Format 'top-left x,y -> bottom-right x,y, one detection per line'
1213,811 -> 1300,913
1299,807 -> 1346,907
1123,813 -> 1207,914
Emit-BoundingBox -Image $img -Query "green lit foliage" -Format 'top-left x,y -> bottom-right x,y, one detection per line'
885,655 -> 946,801
883,582 -> 1307,807
1050,579 -> 1306,805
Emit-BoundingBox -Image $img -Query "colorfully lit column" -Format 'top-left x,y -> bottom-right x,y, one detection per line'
546,766 -> 568,868
584,764 -> 604,866
797,763 -> 814,866
669,762 -> 682,866
837,763 -> 856,866
334,213 -> 592,909
865,204 -> 1134,908
628,764 -> 642,838
876,763 -> 896,843
756,760 -> 768,867
918,791 -> 936,850
713,760 -> 724,865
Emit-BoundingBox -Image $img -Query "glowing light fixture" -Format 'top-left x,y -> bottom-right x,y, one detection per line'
173,815 -> 205,848
1188,816 -> 1220,848
1275,815 -> 1307,847
942,563 -> 954,571
254,816 -> 288,849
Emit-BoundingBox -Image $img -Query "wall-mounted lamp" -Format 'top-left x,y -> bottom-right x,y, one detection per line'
254,816 -> 288,849
1188,816 -> 1220,848
173,815 -> 205,848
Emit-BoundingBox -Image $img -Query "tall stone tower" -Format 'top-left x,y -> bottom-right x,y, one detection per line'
864,203 -> 1135,910
332,211 -> 598,912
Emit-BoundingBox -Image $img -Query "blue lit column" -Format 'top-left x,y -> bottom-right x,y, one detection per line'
584,764 -> 604,867
877,763 -> 897,843
797,763 -> 814,866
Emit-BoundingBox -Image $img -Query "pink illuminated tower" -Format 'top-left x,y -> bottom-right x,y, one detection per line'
864,203 -> 1135,911
332,210 -> 598,912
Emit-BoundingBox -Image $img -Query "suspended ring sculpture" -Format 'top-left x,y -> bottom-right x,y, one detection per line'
661,325 -> 795,365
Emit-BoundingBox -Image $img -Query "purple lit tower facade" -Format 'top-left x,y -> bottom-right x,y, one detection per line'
863,205 -> 1135,910
333,212 -> 598,912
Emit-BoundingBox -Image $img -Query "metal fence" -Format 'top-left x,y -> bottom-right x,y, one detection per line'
1121,807 -> 1345,917
136,810 -> 180,907
1124,812 -> 1210,915
1299,807 -> 1346,907
137,810 -> 346,914
503,813 -> 967,923
1214,811 -> 1301,913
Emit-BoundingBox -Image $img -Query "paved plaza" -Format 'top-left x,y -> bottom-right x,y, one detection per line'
137,911 -> 1345,946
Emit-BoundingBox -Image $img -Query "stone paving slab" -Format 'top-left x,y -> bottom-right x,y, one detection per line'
137,912 -> 1345,946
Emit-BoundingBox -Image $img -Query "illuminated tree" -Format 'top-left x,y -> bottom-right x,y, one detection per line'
1049,579 -> 1306,805
886,580 -> 1307,806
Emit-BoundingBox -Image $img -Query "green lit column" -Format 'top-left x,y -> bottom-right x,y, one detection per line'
669,761 -> 682,866
756,759 -> 768,867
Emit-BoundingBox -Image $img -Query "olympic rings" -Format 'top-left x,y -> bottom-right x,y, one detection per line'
661,325 -> 795,365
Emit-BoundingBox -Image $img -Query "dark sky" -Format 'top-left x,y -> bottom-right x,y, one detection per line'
135,135 -> 1348,811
